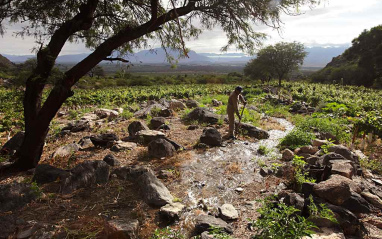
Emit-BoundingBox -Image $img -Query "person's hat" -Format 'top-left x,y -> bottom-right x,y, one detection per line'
235,86 -> 243,92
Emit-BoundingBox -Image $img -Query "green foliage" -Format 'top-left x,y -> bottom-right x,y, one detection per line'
320,139 -> 335,155
250,197 -> 317,239
150,227 -> 185,239
320,102 -> 349,117
258,145 -> 271,155
360,157 -> 382,175
207,226 -> 233,239
292,155 -> 316,190
30,182 -> 43,198
308,195 -> 338,224
280,129 -> 315,150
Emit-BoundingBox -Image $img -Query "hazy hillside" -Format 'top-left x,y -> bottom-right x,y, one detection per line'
0,54 -> 15,70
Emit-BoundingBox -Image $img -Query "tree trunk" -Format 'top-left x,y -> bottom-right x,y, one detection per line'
278,76 -> 282,86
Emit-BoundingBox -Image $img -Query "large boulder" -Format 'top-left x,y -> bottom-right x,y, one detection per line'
200,127 -> 222,147
325,203 -> 364,236
313,175 -> 352,205
186,99 -> 199,108
342,192 -> 372,213
328,145 -> 357,163
329,160 -> 355,179
137,171 -> 174,206
281,149 -> 294,161
169,99 -> 186,111
218,204 -> 239,221
0,183 -> 37,212
62,120 -> 92,132
186,107 -> 220,124
236,122 -> 269,139
94,108 -> 119,119
0,131 -> 24,156
159,202 -> 185,221
148,138 -> 176,158
361,191 -> 382,209
136,130 -> 165,145
128,121 -> 149,138
112,166 -> 151,181
150,117 -> 166,130
32,164 -> 70,184
90,133 -> 119,147
51,143 -> 81,158
107,219 -> 139,239
61,160 -> 110,194
300,146 -> 319,155
194,215 -> 233,234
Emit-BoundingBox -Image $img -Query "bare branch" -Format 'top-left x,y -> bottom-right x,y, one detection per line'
104,57 -> 130,63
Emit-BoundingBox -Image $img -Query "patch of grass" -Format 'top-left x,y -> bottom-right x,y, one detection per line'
360,157 -> 382,175
207,226 -> 233,239
30,181 -> 43,198
150,227 -> 185,239
258,145 -> 271,155
120,110 -> 133,120
250,197 -> 317,239
279,128 -> 315,150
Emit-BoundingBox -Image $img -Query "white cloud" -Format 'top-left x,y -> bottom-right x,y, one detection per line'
1,0 -> 381,55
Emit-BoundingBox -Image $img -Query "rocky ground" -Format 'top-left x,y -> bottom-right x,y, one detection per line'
0,98 -> 382,239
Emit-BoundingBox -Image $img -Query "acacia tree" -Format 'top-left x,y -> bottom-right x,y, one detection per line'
244,58 -> 273,84
255,41 -> 307,86
0,0 -> 318,170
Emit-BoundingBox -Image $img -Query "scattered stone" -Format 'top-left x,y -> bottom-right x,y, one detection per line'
158,98 -> 170,108
159,202 -> 185,220
0,131 -> 24,156
328,145 -> 356,162
148,138 -> 176,158
158,170 -> 173,180
259,167 -> 274,177
169,99 -> 186,111
365,218 -> 382,229
342,192 -> 372,213
59,130 -> 71,137
128,121 -> 149,138
32,164 -> 70,184
150,117 -> 167,129
330,160 -> 355,179
187,125 -> 199,130
62,120 -> 92,132
103,154 -> 121,166
372,179 -> 382,186
300,145 -> 319,155
134,103 -> 166,118
325,203 -> 363,236
200,127 -> 222,147
186,107 -> 220,124
0,183 -> 36,212
61,160 -> 110,194
158,108 -> 173,117
321,153 -> 346,165
157,124 -> 170,131
112,166 -> 151,181
136,130 -> 165,145
235,187 -> 244,193
194,215 -> 233,234
281,149 -> 294,161
78,137 -> 93,149
52,143 -> 80,158
57,111 -> 66,117
284,193 -> 305,212
302,227 -> 345,239
236,122 -> 270,139
276,163 -> 295,179
137,171 -> 174,206
313,175 -> 352,205
212,99 -> 223,107
80,113 -> 98,121
113,107 -> 124,114
302,182 -> 316,198
200,232 -> 215,239
95,108 -> 119,119
219,204 -> 239,221
107,219 -> 139,239
330,174 -> 362,194
110,141 -> 137,152
361,191 -> 382,209
186,99 -> 199,108
312,139 -> 329,148
306,156 -> 320,165
90,133 -> 119,148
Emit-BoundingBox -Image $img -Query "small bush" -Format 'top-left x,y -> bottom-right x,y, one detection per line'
258,145 -> 271,155
279,129 -> 315,150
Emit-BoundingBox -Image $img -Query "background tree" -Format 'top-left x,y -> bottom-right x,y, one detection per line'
0,0 -> 318,170
244,58 -> 273,84
255,42 -> 307,86
88,65 -> 105,78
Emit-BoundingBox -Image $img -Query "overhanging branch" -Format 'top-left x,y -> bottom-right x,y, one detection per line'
104,57 -> 130,63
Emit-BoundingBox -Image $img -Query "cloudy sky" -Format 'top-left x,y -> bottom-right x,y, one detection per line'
0,0 -> 381,55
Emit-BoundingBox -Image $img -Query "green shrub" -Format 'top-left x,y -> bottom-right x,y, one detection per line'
279,129 -> 315,150
258,145 -> 271,155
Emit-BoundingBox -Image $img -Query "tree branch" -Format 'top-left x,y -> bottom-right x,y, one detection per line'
104,57 -> 130,63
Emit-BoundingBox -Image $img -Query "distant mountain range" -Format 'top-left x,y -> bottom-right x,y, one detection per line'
2,46 -> 348,67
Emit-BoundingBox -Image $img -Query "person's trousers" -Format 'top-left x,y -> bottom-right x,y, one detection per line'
227,107 -> 235,136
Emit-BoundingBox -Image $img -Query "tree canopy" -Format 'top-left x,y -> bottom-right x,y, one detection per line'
244,41 -> 307,86
0,0 -> 319,170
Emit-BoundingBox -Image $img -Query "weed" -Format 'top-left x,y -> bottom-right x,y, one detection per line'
292,155 -> 316,190
271,163 -> 282,171
279,128 -> 315,150
207,226 -> 233,239
120,110 -> 133,120
360,157 -> 382,175
258,145 -> 271,155
151,106 -> 162,117
308,195 -> 338,224
173,197 -> 182,203
30,182 -> 43,198
150,227 -> 185,239
320,139 -> 335,155
249,197 -> 317,239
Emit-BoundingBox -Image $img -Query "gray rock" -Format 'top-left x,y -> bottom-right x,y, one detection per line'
200,127 -> 222,147
78,137 -> 93,149
110,141 -> 137,152
313,175 -> 352,205
128,121 -> 149,138
284,193 -> 305,213
32,164 -> 70,184
112,166 -> 151,181
194,215 -> 233,234
328,145 -> 356,162
158,98 -> 170,108
134,103 -> 166,118
281,149 -> 294,161
52,143 -> 80,158
95,108 -> 119,119
236,122 -> 270,139
325,203 -> 364,236
136,130 -> 165,145
169,99 -> 186,111
103,154 -> 121,166
157,124 -> 170,131
361,191 -> 382,209
187,125 -> 199,130
90,133 -> 119,147
300,145 -> 319,155
62,120 -> 92,132
312,139 -> 329,147
186,107 -> 220,124
107,219 -> 139,239
219,204 -> 239,221
158,108 -> 173,117
80,113 -> 98,121
186,99 -> 199,108
321,153 -> 346,165
159,202 -> 185,220
150,117 -> 167,130
137,171 -> 174,206
342,192 -> 372,213
0,183 -> 36,212
330,174 -> 362,193
0,131 -> 24,156
212,99 -> 222,107
148,138 -> 176,158
306,156 -> 320,165
330,160 -> 355,179
61,160 -> 110,194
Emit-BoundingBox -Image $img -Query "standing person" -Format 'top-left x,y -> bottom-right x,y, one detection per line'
227,86 -> 247,139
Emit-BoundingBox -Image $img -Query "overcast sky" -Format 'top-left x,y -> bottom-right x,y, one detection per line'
0,0 -> 381,55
